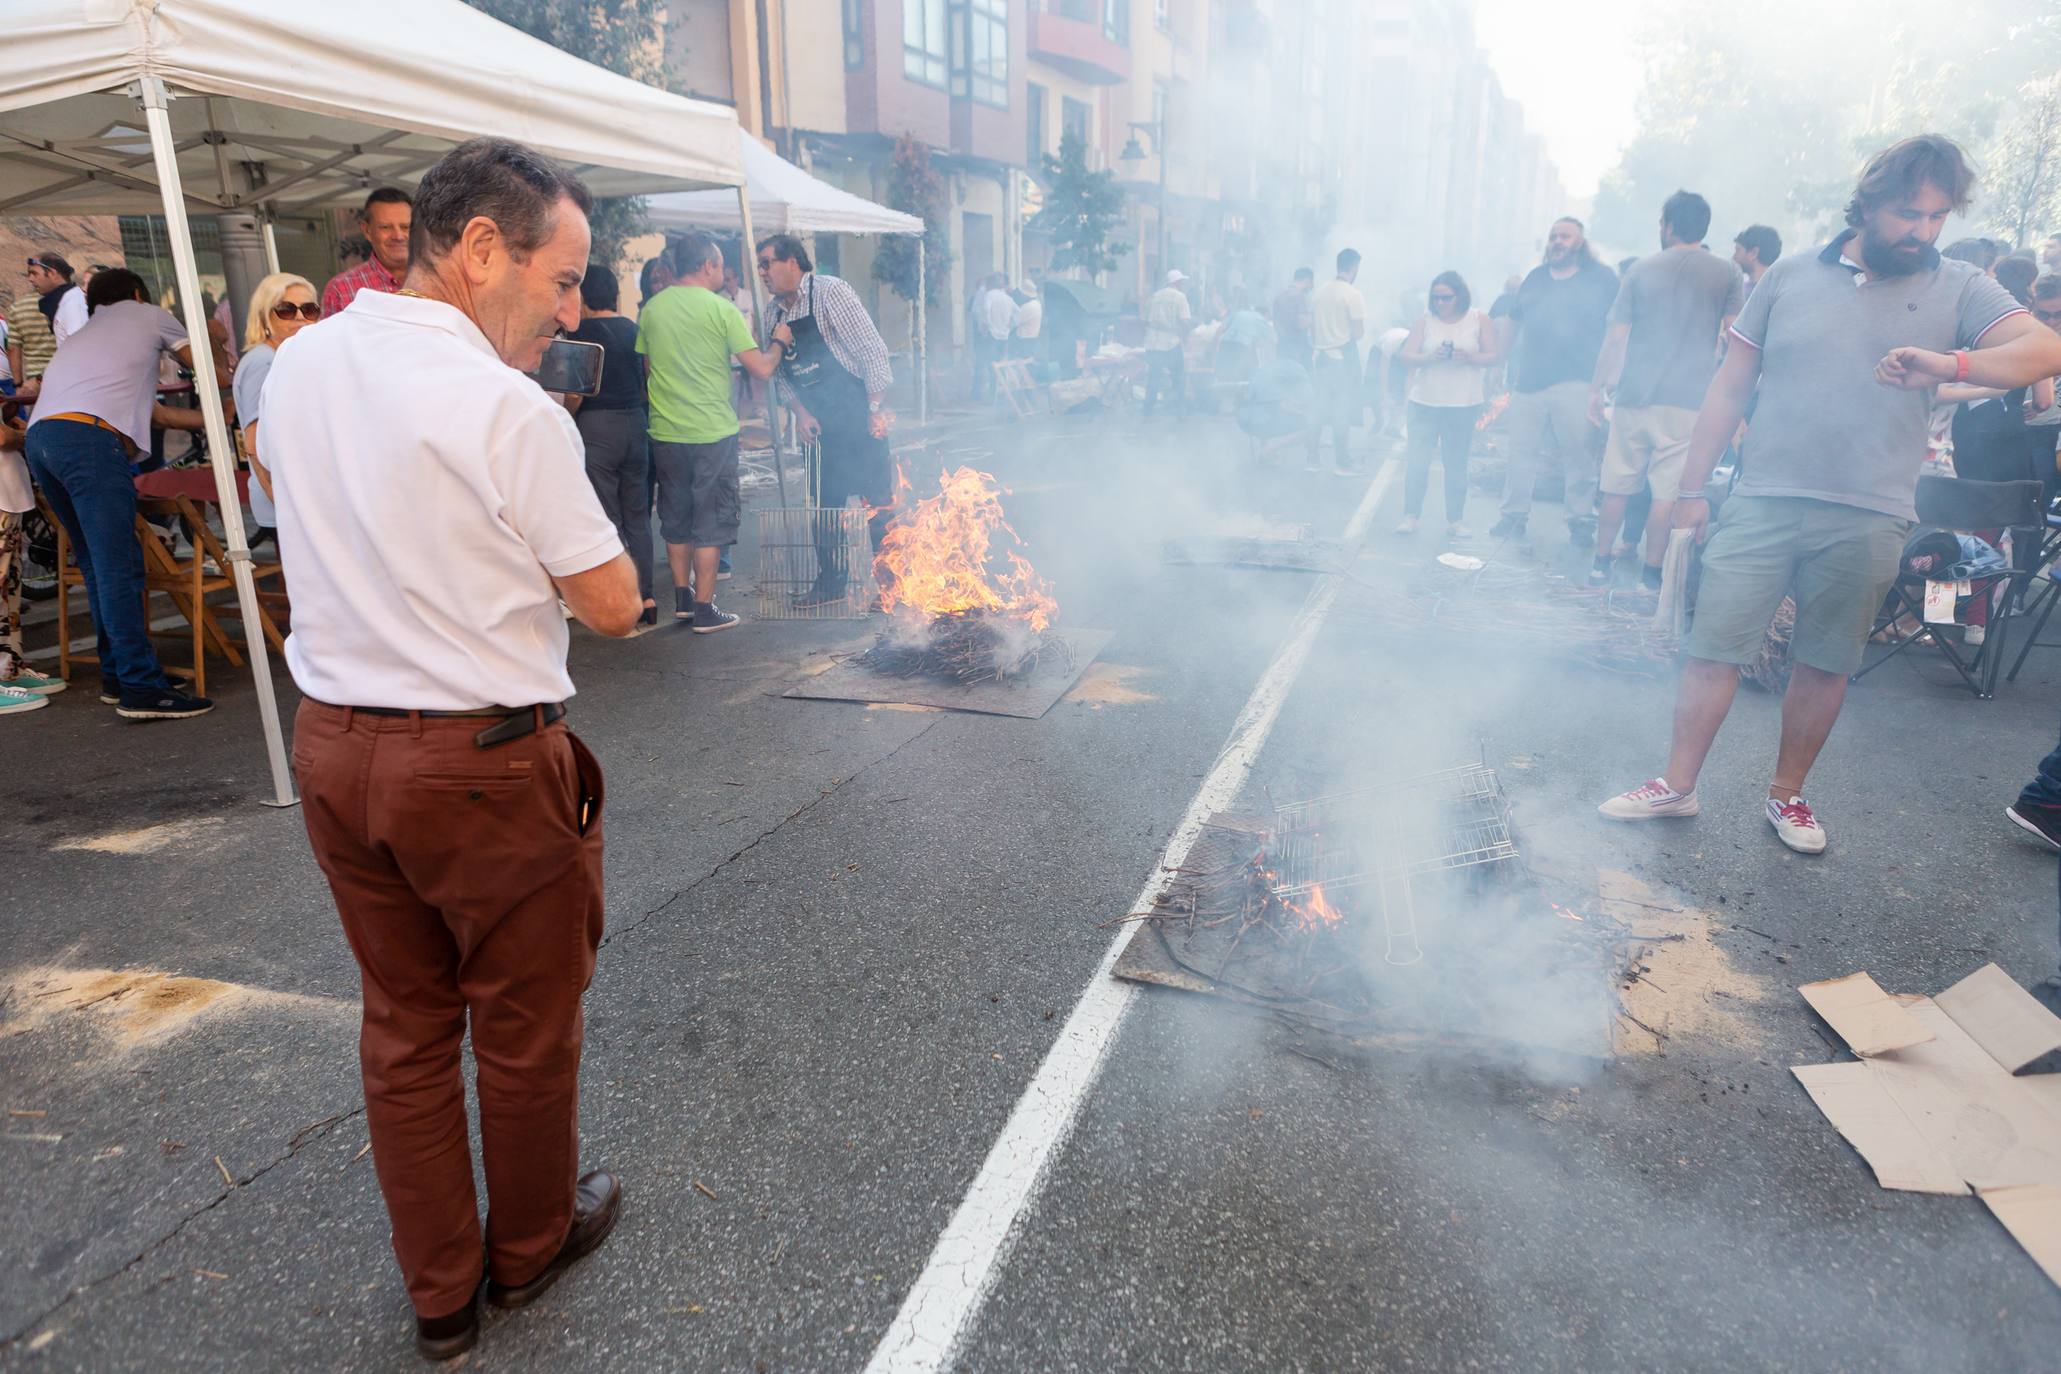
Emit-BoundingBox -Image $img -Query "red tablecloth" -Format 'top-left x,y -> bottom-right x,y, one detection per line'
136,466 -> 250,505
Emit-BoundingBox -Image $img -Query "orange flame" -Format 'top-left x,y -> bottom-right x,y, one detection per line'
1551,903 -> 1585,922
1292,883 -> 1346,931
872,465 -> 1058,631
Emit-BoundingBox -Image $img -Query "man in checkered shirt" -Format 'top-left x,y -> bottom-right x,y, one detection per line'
320,187 -> 413,318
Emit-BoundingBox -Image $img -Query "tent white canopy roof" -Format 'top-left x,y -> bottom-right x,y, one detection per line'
0,0 -> 744,216
646,133 -> 923,238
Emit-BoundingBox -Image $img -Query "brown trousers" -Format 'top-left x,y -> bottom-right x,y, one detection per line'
293,700 -> 606,1317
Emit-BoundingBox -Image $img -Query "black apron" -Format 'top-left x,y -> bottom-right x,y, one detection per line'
779,277 -> 891,508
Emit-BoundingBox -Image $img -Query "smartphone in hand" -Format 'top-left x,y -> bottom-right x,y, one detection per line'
525,338 -> 606,397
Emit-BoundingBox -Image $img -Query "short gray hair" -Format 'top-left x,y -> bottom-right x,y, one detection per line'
408,138 -> 592,266
666,231 -> 723,279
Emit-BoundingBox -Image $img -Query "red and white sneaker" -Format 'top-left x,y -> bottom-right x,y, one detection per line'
1766,795 -> 1827,854
1598,778 -> 1700,820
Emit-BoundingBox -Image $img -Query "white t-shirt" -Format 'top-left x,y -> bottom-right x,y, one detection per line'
26,299 -> 188,451
982,288 -> 1018,341
263,290 -> 624,710
50,285 -> 88,345
1015,298 -> 1043,340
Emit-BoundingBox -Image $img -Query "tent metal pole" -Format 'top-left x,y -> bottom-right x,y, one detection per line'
261,217 -> 282,275
734,184 -> 786,506
138,77 -> 298,809
916,248 -> 927,427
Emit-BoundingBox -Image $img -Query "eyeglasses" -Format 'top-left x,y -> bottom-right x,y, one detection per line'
271,301 -> 322,321
1429,292 -> 1456,302
756,258 -> 777,271
2036,307 -> 2061,326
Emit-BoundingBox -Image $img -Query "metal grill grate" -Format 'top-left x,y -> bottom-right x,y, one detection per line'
755,506 -> 876,621
1268,763 -> 1517,896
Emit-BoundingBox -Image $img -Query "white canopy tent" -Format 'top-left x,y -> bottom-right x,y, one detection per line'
646,133 -> 924,238
0,0 -> 746,805
645,132 -> 932,425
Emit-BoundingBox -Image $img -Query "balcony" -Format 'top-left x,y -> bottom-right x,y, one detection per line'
1029,2 -> 1131,85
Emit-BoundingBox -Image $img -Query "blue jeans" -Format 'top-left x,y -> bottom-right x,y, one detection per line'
26,419 -> 172,697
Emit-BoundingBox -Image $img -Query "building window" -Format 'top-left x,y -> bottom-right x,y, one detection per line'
1104,0 -> 1129,45
1154,0 -> 1169,32
904,0 -> 948,88
949,0 -> 1008,108
1026,81 -> 1046,165
1061,95 -> 1090,151
843,0 -> 865,69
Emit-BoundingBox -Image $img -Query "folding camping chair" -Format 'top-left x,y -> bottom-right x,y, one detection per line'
1853,474 -> 2046,700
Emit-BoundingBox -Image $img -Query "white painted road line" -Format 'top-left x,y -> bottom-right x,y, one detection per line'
864,460 -> 1399,1374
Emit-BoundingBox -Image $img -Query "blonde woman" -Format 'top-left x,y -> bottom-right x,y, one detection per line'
234,271 -> 320,539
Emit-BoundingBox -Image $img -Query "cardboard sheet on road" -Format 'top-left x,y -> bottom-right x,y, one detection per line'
784,628 -> 1112,718
1795,963 -> 2061,1289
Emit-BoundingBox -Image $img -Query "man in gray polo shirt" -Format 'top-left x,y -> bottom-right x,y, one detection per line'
1600,135 -> 2061,853
1588,189 -> 1744,588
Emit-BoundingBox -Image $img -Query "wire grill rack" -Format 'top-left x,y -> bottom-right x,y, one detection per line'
1267,762 -> 1518,897
755,506 -> 876,621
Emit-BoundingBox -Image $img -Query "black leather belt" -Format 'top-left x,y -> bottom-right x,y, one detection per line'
346,702 -> 566,748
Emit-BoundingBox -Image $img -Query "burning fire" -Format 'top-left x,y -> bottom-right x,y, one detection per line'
873,465 -> 1058,632
1292,883 -> 1346,931
1552,903 -> 1585,922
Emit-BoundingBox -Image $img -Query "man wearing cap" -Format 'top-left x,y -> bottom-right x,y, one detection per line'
29,253 -> 89,348
263,139 -> 639,1361
1143,269 -> 1194,416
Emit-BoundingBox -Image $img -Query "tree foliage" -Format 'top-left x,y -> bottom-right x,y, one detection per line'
1593,4 -> 2061,254
1029,131 -> 1130,277
1984,76 -> 2061,247
872,135 -> 951,306
462,0 -> 672,262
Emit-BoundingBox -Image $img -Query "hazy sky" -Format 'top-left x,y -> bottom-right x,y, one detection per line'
1473,0 -> 1643,202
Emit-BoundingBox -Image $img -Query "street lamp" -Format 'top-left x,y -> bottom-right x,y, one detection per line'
1120,119 -> 1168,284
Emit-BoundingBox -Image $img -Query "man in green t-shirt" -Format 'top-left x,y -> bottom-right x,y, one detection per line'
636,232 -> 783,629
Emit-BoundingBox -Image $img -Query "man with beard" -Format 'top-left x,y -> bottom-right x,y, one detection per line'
1488,218 -> 1618,542
1600,135 -> 2061,854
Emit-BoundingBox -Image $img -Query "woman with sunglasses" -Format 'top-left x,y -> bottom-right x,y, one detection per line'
1394,270 -> 1499,539
234,272 -> 320,543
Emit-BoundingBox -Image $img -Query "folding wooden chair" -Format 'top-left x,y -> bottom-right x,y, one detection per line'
991,357 -> 1049,422
165,491 -> 287,656
1853,474 -> 2046,700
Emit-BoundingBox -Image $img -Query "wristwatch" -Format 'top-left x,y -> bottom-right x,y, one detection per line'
868,399 -> 882,413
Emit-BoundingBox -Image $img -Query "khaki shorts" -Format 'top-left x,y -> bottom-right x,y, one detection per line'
1600,404 -> 1697,499
1684,494 -> 1910,676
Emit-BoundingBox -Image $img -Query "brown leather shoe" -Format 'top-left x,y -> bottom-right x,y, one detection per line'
413,1291 -> 479,1362
484,1170 -> 622,1309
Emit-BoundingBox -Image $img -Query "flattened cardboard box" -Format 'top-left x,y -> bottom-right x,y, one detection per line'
1794,963 -> 2061,1290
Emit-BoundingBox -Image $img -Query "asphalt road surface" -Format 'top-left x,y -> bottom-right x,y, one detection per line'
4,409 -> 2058,1372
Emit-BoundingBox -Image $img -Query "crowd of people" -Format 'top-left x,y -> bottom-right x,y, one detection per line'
9,119 -> 2061,1362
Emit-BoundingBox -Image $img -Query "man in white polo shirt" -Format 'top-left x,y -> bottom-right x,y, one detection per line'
262,139 -> 639,1363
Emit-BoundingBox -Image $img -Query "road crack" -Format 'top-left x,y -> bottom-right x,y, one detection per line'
1,1107 -> 367,1349
601,718 -> 942,951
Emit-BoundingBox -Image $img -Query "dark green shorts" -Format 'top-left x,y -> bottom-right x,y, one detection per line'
1685,494 -> 1910,676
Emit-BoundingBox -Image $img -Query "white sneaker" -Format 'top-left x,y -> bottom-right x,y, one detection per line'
1964,624 -> 1986,647
1598,777 -> 1700,819
1767,795 -> 1827,854
1394,515 -> 1420,535
1448,523 -> 1472,540
0,685 -> 49,716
